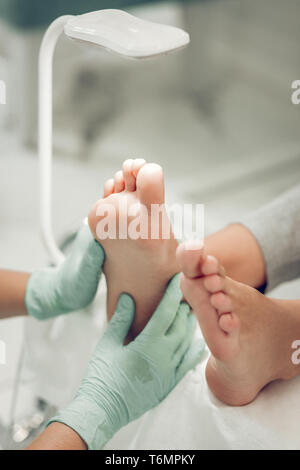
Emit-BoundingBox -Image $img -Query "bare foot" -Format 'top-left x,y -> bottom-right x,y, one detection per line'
177,244 -> 300,406
89,159 -> 179,339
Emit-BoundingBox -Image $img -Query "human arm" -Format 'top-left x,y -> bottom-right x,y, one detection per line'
0,224 -> 104,321
0,270 -> 30,319
27,423 -> 87,450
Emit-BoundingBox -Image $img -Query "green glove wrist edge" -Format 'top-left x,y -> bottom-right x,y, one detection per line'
47,397 -> 116,450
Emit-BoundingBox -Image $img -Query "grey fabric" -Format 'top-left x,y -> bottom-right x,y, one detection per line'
241,185 -> 300,292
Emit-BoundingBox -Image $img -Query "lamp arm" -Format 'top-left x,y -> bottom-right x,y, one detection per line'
39,16 -> 74,265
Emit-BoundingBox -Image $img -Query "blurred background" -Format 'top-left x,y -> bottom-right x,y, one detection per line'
0,0 -> 300,449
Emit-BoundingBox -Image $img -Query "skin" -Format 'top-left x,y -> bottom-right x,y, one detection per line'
88,159 -> 179,339
89,160 -> 268,343
27,423 -> 87,450
90,160 -> 300,405
0,270 -> 30,319
180,223 -> 267,289
0,218 -> 263,324
0,161 -> 187,448
2,168 -> 299,441
178,246 -> 300,406
0,161 -> 184,449
1,164 -> 181,447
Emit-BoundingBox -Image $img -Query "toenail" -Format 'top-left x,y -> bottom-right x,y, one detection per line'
203,256 -> 219,275
123,159 -> 133,169
206,255 -> 218,266
182,240 -> 204,251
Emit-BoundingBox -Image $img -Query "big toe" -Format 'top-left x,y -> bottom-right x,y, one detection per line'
136,163 -> 165,207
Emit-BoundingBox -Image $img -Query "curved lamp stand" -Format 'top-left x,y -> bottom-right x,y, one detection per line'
39,16 -> 74,265
38,10 -> 190,266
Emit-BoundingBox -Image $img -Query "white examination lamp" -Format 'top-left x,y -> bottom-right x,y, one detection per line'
39,9 -> 190,264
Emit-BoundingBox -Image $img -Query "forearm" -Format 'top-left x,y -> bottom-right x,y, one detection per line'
26,423 -> 87,450
0,270 -> 30,319
205,224 -> 266,288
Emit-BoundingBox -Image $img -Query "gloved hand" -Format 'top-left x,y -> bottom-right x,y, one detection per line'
48,274 -> 205,450
25,223 -> 105,320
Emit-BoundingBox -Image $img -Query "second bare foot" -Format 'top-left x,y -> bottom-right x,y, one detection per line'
178,245 -> 300,406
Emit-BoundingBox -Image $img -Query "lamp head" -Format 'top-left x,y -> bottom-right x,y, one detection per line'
64,9 -> 190,59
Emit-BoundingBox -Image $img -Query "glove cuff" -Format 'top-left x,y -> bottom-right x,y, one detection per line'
47,397 -> 115,450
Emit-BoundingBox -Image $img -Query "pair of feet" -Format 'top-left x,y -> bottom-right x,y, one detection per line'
89,160 -> 300,406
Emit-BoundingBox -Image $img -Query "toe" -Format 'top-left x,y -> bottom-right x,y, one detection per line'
176,242 -> 205,279
180,274 -> 229,356
103,178 -> 115,198
202,256 -> 226,277
136,163 -> 165,207
204,274 -> 225,293
114,170 -> 125,193
219,313 -> 240,334
132,158 -> 146,177
180,274 -> 208,310
210,292 -> 232,314
122,159 -> 136,192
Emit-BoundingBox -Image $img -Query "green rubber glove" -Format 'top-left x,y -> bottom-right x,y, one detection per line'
48,274 -> 205,450
25,223 -> 105,320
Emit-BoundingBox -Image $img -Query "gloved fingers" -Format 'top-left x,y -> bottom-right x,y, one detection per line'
166,302 -> 190,339
174,338 -> 205,384
103,294 -> 135,345
71,222 -> 94,251
71,222 -> 105,268
172,313 -> 196,364
142,274 -> 182,336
